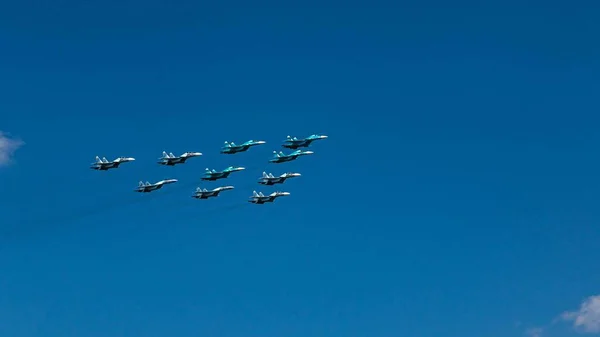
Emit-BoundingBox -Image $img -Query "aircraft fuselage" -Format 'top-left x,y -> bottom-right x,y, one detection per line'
271,156 -> 298,163
221,146 -> 250,154
259,178 -> 285,185
92,162 -> 120,170
137,186 -> 161,193
201,172 -> 230,181
160,158 -> 187,166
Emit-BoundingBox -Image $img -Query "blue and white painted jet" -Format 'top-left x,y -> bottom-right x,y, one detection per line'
90,156 -> 135,170
282,134 -> 328,149
220,140 -> 266,154
248,190 -> 290,204
269,150 -> 313,163
134,179 -> 178,193
157,151 -> 202,166
201,166 -> 245,181
258,171 -> 301,185
191,186 -> 234,199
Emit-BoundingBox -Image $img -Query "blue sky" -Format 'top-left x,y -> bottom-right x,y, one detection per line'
1,1 -> 600,336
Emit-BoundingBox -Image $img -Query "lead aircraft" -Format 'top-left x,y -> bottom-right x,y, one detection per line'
191,186 -> 234,199
258,172 -> 301,185
269,150 -> 313,163
248,190 -> 290,204
158,151 -> 202,166
90,156 -> 135,170
282,134 -> 328,149
201,166 -> 245,181
134,179 -> 178,193
220,140 -> 266,154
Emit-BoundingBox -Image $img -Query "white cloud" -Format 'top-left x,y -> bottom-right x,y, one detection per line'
526,327 -> 544,337
561,295 -> 600,333
0,131 -> 24,166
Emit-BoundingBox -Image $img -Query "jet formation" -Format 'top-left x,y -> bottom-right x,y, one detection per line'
91,134 -> 328,205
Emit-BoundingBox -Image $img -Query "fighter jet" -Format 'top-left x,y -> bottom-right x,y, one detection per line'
191,186 -> 234,199
201,166 -> 245,181
248,190 -> 290,204
258,172 -> 301,185
90,156 -> 135,170
282,134 -> 328,149
157,151 -> 202,166
220,140 -> 266,154
134,179 -> 178,193
269,150 -> 313,163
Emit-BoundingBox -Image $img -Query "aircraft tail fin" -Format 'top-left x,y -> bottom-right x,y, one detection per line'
139,181 -> 144,187
262,172 -> 269,178
101,157 -> 109,163
269,173 -> 275,178
258,192 -> 265,197
95,156 -> 102,163
145,181 -> 151,186
168,152 -> 175,158
252,191 -> 259,197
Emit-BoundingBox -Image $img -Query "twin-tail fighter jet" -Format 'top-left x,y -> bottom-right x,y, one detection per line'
134,179 -> 178,193
282,134 -> 328,149
220,140 -> 266,154
90,156 -> 135,170
258,172 -> 301,185
201,166 -> 245,181
248,190 -> 290,204
158,151 -> 202,166
269,150 -> 313,163
191,186 -> 234,199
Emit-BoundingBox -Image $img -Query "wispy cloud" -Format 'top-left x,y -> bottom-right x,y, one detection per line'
560,295 -> 600,333
525,327 -> 544,337
0,131 -> 24,166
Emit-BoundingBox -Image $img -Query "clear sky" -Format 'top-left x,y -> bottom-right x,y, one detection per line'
1,1 -> 600,337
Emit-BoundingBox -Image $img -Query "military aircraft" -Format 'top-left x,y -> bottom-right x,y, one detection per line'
90,156 -> 135,170
201,166 -> 245,181
157,151 -> 202,166
134,179 -> 178,193
248,190 -> 290,204
282,134 -> 328,149
258,171 -> 301,185
191,186 -> 234,199
269,150 -> 313,163
220,140 -> 266,154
